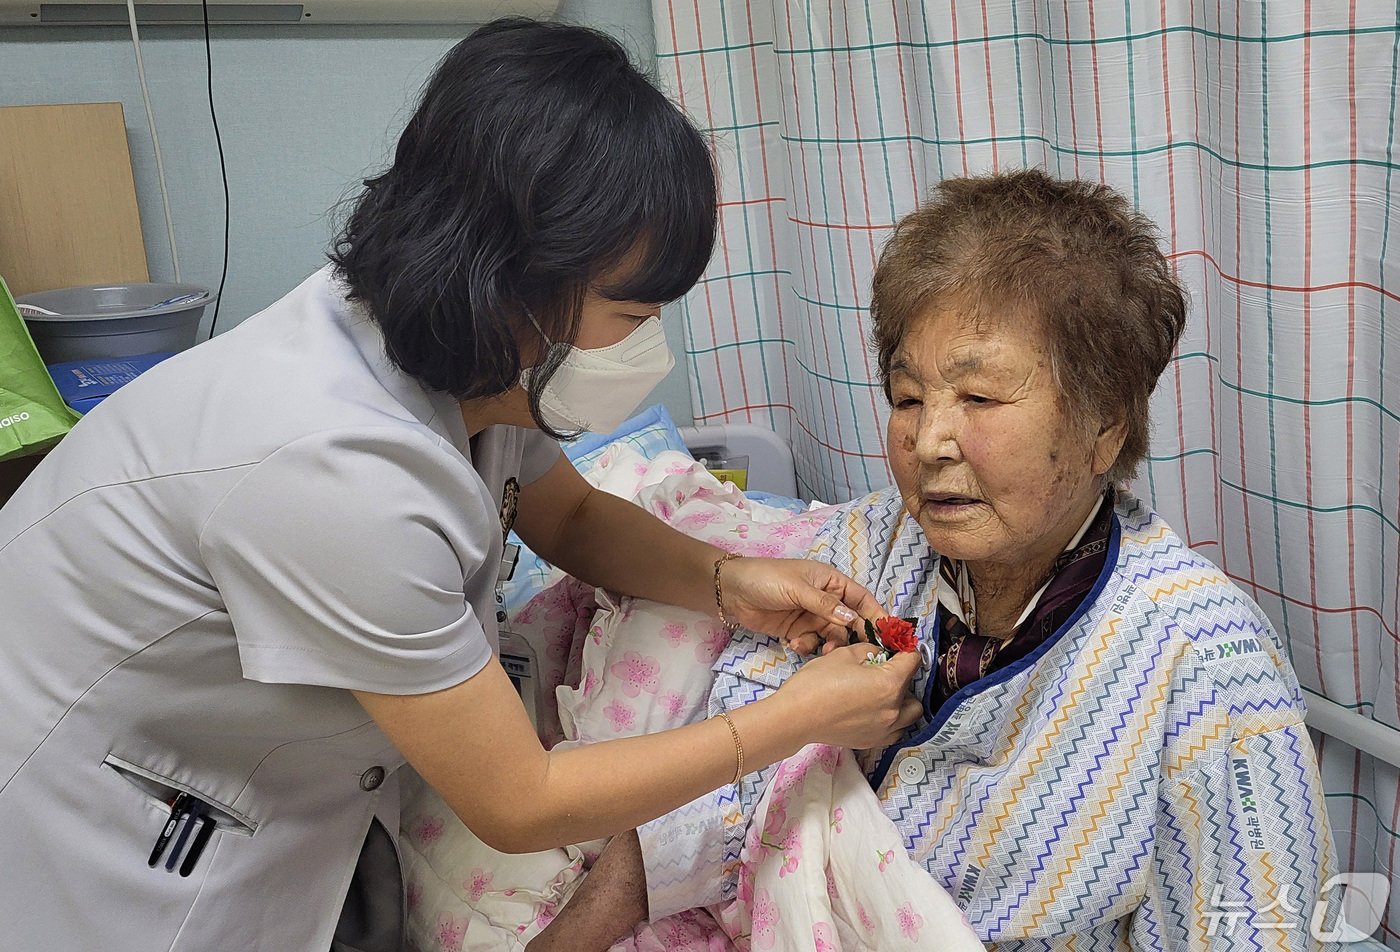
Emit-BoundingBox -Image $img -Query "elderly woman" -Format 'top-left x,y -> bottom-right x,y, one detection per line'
538,169 -> 1339,950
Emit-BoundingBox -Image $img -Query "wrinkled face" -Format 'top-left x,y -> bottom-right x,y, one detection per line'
885,303 -> 1124,573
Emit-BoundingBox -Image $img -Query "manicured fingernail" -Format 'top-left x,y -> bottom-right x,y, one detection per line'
834,606 -> 856,623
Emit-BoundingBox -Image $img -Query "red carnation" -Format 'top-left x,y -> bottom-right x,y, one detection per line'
873,616 -> 918,654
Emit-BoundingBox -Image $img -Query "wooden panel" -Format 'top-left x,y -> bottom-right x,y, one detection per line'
0,102 -> 148,296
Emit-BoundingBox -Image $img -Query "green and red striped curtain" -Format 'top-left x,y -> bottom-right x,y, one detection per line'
653,1 -> 1400,943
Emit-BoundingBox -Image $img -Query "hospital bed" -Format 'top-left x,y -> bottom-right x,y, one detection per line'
1303,693 -> 1397,949
495,406 -> 1396,950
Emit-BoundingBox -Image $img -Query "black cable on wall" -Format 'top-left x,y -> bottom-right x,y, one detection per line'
203,0 -> 230,342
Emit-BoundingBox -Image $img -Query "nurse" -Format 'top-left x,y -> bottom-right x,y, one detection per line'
0,18 -> 920,952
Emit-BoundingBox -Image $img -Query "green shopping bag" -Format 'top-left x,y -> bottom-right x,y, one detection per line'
0,274 -> 80,462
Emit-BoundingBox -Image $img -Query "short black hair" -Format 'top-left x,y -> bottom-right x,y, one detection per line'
330,17 -> 716,436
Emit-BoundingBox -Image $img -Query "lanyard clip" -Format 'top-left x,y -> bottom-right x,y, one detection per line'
497,542 -> 521,584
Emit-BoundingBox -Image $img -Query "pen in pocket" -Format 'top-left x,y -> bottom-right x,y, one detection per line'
179,814 -> 217,877
164,800 -> 202,872
148,793 -> 193,868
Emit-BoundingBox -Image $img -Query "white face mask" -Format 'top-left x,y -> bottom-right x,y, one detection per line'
519,312 -> 675,434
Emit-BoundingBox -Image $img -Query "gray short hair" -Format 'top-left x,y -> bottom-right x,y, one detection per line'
870,169 -> 1188,484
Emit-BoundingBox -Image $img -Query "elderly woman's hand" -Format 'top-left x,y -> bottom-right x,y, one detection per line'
720,556 -> 885,655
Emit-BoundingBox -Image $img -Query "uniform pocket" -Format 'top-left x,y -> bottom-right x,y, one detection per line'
101,753 -> 257,836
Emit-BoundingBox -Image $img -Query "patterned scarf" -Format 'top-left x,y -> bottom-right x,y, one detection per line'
930,491 -> 1115,711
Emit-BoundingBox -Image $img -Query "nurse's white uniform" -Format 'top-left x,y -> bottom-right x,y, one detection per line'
0,268 -> 560,950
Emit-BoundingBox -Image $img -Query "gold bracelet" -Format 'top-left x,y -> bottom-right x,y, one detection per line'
716,711 -> 744,785
713,551 -> 744,631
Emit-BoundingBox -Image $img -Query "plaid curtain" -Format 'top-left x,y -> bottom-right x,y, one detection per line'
652,1 -> 1400,944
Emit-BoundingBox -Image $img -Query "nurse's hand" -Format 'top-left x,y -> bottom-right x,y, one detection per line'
718,556 -> 883,655
776,642 -> 924,751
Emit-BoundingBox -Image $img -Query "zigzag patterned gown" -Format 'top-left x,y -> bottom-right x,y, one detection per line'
638,487 -> 1342,951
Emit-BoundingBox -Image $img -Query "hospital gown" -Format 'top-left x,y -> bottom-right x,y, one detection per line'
640,488 -> 1343,950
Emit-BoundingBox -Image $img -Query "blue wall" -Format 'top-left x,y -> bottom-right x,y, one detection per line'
0,0 -> 695,423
